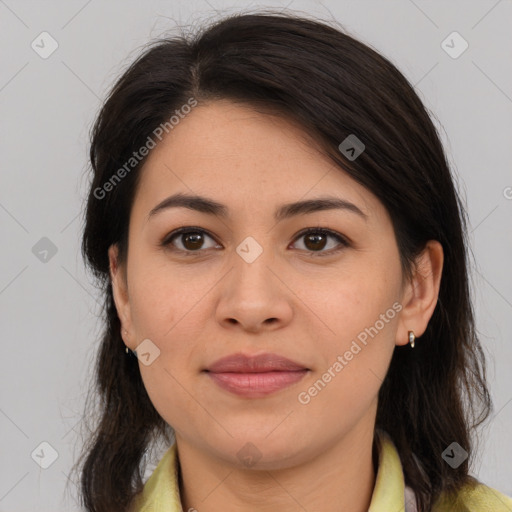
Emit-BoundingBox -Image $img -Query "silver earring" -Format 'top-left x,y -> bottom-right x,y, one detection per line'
123,329 -> 130,354
408,331 -> 415,348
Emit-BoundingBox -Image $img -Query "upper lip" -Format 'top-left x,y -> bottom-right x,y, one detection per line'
205,353 -> 309,373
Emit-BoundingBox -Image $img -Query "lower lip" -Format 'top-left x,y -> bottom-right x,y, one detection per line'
205,370 -> 308,397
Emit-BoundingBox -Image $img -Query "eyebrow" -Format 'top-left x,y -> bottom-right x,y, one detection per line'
147,192 -> 368,222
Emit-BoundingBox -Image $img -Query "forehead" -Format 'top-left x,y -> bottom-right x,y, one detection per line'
133,100 -> 384,222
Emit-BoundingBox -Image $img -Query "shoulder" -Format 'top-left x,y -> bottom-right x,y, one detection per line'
433,479 -> 512,512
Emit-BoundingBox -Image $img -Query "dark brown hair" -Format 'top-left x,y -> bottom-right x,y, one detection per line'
75,11 -> 492,512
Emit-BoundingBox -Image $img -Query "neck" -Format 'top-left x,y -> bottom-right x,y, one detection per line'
176,425 -> 378,512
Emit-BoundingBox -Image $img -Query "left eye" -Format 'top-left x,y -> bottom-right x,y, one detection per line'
291,228 -> 349,256
161,227 -> 348,256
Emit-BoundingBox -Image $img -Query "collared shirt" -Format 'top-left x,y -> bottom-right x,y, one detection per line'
132,430 -> 512,511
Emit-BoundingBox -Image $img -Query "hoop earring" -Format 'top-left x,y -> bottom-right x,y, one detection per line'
125,346 -> 137,356
408,331 -> 416,348
123,329 -> 131,355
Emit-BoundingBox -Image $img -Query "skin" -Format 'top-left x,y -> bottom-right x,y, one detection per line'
109,99 -> 443,512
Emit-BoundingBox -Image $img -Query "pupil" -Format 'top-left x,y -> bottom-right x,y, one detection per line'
305,233 -> 326,251
184,233 -> 203,250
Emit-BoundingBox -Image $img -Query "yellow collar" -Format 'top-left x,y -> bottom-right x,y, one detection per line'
132,429 -> 512,512
133,429 -> 411,511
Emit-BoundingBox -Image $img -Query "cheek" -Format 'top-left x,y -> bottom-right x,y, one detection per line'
297,284 -> 398,424
127,257 -> 205,388
303,259 -> 401,387
139,363 -> 206,438
130,279 -> 202,429
311,267 -> 399,339
126,253 -> 196,340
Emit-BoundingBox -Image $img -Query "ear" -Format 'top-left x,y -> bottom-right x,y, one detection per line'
108,244 -> 134,348
396,240 -> 444,346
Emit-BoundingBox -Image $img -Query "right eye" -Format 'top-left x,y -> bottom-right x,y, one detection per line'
161,227 -> 221,254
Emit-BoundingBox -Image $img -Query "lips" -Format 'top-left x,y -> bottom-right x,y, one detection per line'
203,353 -> 309,397
205,352 -> 309,373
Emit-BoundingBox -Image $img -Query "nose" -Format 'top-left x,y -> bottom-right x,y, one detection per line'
215,251 -> 293,333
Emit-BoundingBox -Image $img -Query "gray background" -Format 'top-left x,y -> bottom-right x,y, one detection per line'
1,0 -> 511,510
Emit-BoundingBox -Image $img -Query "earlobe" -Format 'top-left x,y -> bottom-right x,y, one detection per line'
396,240 -> 444,346
108,244 -> 133,342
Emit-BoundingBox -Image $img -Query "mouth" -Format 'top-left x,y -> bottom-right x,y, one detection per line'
203,352 -> 310,398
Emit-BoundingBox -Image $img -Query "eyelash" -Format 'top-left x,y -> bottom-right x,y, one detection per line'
161,226 -> 349,257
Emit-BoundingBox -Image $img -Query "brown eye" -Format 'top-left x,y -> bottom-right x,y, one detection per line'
180,232 -> 205,250
304,232 -> 328,251
292,228 -> 349,256
163,228 -> 219,253
162,226 -> 348,257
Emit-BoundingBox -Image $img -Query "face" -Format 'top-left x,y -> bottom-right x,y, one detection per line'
109,99 -> 439,470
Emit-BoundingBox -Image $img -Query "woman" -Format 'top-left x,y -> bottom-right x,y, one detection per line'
75,11 -> 512,512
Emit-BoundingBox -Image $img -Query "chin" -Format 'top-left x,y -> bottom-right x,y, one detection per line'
208,432 -> 310,470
